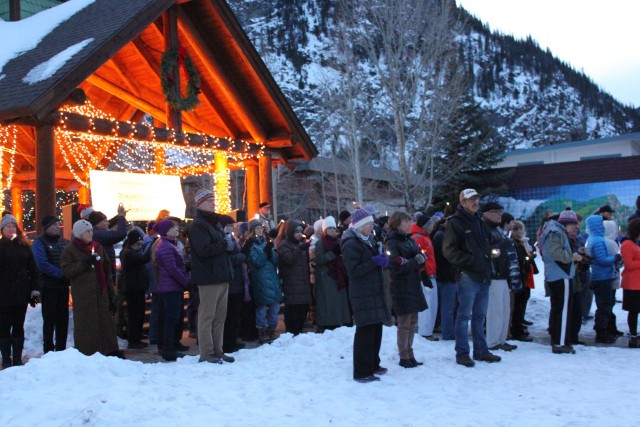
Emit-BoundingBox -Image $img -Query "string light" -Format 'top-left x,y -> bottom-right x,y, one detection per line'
0,125 -> 18,192
214,151 -> 231,214
56,102 -> 265,185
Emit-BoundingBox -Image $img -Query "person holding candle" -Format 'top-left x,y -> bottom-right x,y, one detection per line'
0,214 -> 39,369
385,211 -> 428,368
61,220 -> 122,358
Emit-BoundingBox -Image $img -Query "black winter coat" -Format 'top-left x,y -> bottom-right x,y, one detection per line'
120,247 -> 151,292
277,221 -> 311,305
341,228 -> 391,327
432,226 -> 455,283
188,210 -> 234,286
0,238 -> 39,307
384,231 -> 427,316
485,221 -> 510,280
443,206 -> 492,284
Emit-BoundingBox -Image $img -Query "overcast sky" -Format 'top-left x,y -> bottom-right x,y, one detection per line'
456,0 -> 640,107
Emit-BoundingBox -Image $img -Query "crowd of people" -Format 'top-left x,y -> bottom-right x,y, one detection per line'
0,189 -> 639,384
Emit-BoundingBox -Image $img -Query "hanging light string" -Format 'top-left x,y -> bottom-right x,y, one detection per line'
55,101 -> 264,186
0,125 -> 18,192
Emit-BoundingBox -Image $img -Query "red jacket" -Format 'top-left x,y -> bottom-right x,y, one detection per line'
410,223 -> 436,276
621,240 -> 640,290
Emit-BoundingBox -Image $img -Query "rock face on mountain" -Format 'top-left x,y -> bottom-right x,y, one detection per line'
228,0 -> 639,152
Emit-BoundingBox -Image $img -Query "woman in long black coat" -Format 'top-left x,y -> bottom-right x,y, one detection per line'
384,212 -> 428,369
341,209 -> 391,383
0,215 -> 39,369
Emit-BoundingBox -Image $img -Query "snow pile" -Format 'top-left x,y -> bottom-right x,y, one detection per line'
1,266 -> 636,426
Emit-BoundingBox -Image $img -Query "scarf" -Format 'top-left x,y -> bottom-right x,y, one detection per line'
73,238 -> 108,293
320,235 -> 348,290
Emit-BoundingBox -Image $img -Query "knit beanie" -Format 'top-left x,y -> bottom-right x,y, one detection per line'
248,219 -> 263,235
125,229 -> 144,246
41,215 -> 60,231
313,219 -> 323,236
322,216 -> 337,232
87,211 -> 107,226
350,208 -> 373,230
339,210 -> 351,223
0,214 -> 18,231
194,188 -> 214,208
154,219 -> 175,237
72,219 -> 93,238
415,212 -> 428,228
558,210 -> 578,226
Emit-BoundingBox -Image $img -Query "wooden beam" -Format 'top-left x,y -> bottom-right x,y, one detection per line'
163,6 -> 182,132
85,73 -> 198,134
46,111 -> 263,156
35,125 -> 56,235
246,164 -> 259,219
11,187 -> 22,228
177,10 -> 267,142
128,37 -> 230,136
259,153 -> 272,208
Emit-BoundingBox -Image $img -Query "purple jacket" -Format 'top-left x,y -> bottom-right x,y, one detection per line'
155,237 -> 189,293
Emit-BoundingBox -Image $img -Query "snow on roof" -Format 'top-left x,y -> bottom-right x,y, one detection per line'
0,0 -> 94,77
22,37 -> 94,84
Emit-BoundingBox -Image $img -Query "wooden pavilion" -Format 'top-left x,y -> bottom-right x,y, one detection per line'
0,0 -> 317,233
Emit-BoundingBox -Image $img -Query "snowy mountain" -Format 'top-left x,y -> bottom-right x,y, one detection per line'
228,0 -> 640,152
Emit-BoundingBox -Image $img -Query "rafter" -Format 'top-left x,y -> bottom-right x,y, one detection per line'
177,10 -> 267,143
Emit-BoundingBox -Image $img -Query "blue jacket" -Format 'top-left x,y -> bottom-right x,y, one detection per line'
246,237 -> 281,305
585,215 -> 616,281
540,220 -> 575,282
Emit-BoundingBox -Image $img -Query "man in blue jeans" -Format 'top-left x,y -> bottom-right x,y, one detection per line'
443,189 -> 501,367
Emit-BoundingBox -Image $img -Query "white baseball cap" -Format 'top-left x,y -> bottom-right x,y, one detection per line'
459,188 -> 480,201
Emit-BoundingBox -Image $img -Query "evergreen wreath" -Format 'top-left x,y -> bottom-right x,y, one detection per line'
160,46 -> 201,112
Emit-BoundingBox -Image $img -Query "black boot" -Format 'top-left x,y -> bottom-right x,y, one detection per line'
258,328 -> 272,344
11,337 -> 24,366
629,336 -> 639,348
1,338 -> 12,369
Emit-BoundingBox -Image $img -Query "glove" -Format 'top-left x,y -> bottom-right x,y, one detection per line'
414,253 -> 427,265
371,254 -> 389,268
331,244 -> 341,256
109,299 -> 117,315
299,242 -> 311,252
85,253 -> 101,267
420,271 -> 433,288
394,256 -> 408,265
614,253 -> 622,265
264,242 -> 274,259
29,290 -> 41,307
225,238 -> 236,252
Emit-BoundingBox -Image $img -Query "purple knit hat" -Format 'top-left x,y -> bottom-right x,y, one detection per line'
558,210 -> 578,226
350,208 -> 373,230
155,219 -> 176,237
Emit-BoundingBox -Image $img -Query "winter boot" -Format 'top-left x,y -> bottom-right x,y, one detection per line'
0,338 -> 11,369
258,328 -> 272,344
629,336 -> 639,348
268,327 -> 280,341
11,337 -> 23,366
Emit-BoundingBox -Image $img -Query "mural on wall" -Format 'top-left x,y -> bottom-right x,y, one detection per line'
484,179 -> 640,241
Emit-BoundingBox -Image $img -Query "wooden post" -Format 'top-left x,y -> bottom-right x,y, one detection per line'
154,147 -> 166,174
10,187 -> 22,229
246,164 -> 259,219
9,0 -> 20,21
214,151 -> 230,214
258,153 -> 272,209
77,185 -> 90,204
163,6 -> 182,132
36,125 -> 56,235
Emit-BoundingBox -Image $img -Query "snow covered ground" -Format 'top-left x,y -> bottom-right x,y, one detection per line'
1,267 -> 636,427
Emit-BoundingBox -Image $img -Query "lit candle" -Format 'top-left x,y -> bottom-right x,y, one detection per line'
91,247 -> 95,256
385,251 -> 391,256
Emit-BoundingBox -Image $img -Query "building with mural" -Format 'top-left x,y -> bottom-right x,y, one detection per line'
486,132 -> 640,239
